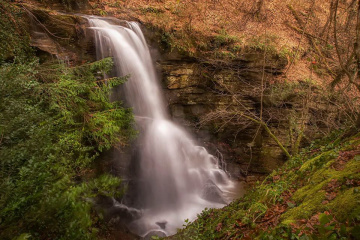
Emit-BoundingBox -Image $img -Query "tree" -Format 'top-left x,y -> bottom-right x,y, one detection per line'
0,57 -> 134,240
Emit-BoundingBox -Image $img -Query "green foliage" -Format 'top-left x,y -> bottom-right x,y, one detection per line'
158,30 -> 197,56
179,209 -> 223,240
0,3 -> 134,239
97,9 -> 108,16
0,1 -> 33,62
212,29 -> 239,48
247,34 -> 297,62
141,6 -> 164,14
0,57 -> 134,240
248,34 -> 279,52
213,50 -> 236,60
160,31 -> 174,50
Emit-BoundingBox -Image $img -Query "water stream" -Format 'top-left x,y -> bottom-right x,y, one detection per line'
87,17 -> 240,237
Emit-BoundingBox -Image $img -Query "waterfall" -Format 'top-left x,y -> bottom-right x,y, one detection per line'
87,17 -> 239,237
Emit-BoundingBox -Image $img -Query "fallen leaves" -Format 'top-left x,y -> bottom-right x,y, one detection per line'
272,175 -> 280,182
321,179 -> 340,204
332,150 -> 360,170
234,189 -> 295,239
289,211 -> 337,237
216,223 -> 223,232
324,179 -> 341,192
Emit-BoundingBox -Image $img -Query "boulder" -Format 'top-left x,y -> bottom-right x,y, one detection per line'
201,180 -> 226,204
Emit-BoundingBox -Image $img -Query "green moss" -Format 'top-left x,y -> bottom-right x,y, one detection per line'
212,29 -> 239,48
317,160 -> 359,182
282,190 -> 326,222
310,160 -> 336,181
293,182 -> 327,203
299,150 -> 334,172
329,188 -> 360,222
279,149 -> 360,226
281,219 -> 296,225
341,138 -> 360,151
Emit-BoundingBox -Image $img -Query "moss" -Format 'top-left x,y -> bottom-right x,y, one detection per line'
258,182 -> 291,204
281,152 -> 360,225
328,188 -> 360,222
282,190 -> 326,222
293,182 -> 327,203
319,161 -> 358,182
232,209 -> 247,221
281,219 -> 296,225
299,150 -> 334,172
341,139 -> 360,151
212,30 -> 239,48
310,160 -> 337,182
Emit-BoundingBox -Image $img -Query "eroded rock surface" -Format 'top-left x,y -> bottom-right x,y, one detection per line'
158,56 -> 288,177
26,6 -> 95,64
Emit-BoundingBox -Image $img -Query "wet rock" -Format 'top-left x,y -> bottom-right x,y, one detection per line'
161,61 -> 277,175
107,218 -> 140,240
165,67 -> 195,89
95,196 -> 142,223
31,31 -> 59,56
143,230 -> 167,240
110,203 -> 142,222
201,180 -> 226,204
27,7 -> 95,64
155,221 -> 167,230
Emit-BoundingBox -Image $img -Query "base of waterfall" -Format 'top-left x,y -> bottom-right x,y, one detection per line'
104,180 -> 244,238
124,188 -> 243,238
130,198 -> 222,237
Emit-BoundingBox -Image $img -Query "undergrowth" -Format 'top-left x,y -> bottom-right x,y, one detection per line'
0,2 -> 135,240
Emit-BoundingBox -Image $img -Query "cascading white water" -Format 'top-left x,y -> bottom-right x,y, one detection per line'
87,17 -> 239,237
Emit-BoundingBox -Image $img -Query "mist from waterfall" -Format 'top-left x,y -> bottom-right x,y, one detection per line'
87,16 -> 239,237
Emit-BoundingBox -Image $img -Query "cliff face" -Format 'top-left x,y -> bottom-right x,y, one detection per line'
157,54 -> 288,177
158,53 -> 343,177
